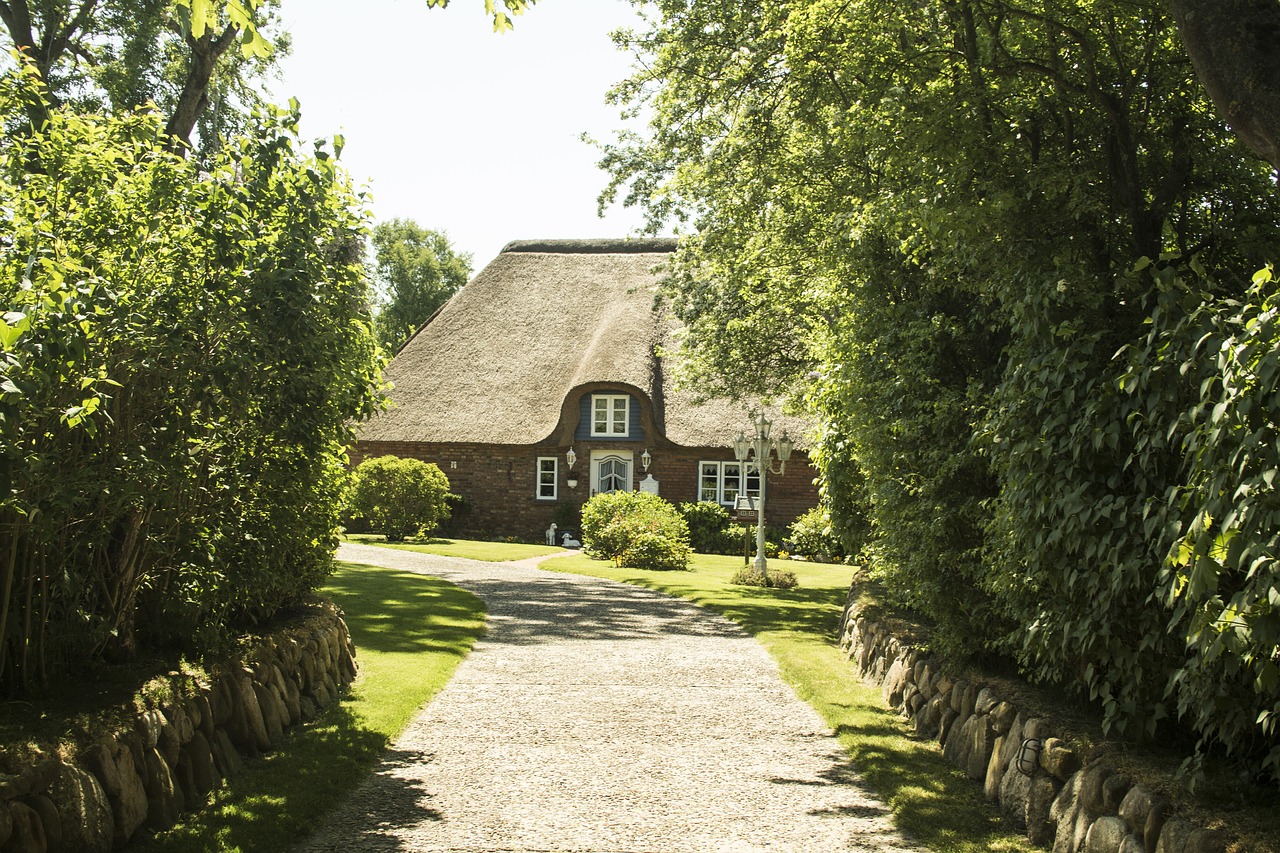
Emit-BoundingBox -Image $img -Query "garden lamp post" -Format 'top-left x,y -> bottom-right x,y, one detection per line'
732,411 -> 794,576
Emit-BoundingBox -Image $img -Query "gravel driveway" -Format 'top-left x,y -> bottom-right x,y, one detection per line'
300,542 -> 920,852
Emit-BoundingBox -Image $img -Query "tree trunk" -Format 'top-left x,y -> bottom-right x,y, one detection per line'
164,24 -> 239,151
1167,0 -> 1280,170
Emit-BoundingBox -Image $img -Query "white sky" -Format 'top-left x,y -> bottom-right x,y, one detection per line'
271,0 -> 655,267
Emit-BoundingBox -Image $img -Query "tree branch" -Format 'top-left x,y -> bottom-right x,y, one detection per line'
0,0 -> 35,57
46,0 -> 100,74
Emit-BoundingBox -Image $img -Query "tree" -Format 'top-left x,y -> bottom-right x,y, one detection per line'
0,62 -> 382,686
347,456 -> 453,542
599,0 -> 1280,772
1168,0 -> 1280,170
0,0 -> 283,152
369,219 -> 471,354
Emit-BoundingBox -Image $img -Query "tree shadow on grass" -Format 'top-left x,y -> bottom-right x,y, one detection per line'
824,697 -> 1024,851
323,563 -> 487,657
142,704 -> 394,852
141,564 -> 486,853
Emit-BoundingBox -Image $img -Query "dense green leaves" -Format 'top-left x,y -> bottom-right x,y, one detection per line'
0,61 -> 381,687
602,0 -> 1280,775
581,491 -> 692,571
0,0 -> 289,153
347,456 -> 454,542
368,219 -> 471,354
1122,264 -> 1280,776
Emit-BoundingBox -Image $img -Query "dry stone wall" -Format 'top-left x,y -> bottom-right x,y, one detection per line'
0,600 -> 357,852
839,586 -> 1233,853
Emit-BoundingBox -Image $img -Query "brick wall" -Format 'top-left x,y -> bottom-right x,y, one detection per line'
351,440 -> 821,542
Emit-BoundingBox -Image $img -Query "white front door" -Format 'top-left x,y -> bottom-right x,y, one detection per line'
590,451 -> 632,495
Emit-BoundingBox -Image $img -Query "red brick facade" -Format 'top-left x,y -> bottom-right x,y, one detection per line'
350,439 -> 821,543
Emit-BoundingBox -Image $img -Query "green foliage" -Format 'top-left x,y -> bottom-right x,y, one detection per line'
679,500 -> 730,549
421,0 -> 540,33
368,219 -> 471,354
600,0 -> 1280,776
673,500 -> 732,554
786,508 -> 844,561
551,500 -> 581,534
676,500 -> 763,556
0,62 -> 381,689
580,491 -> 692,571
1,0 -> 287,155
347,457 -> 453,543
1116,263 -> 1280,777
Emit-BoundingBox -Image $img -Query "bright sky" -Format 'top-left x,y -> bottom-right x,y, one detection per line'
271,0 -> 655,267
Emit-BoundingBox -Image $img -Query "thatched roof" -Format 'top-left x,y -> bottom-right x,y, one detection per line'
358,238 -> 808,448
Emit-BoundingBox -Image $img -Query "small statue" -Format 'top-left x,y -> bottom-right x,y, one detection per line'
561,532 -> 581,549
545,522 -> 558,546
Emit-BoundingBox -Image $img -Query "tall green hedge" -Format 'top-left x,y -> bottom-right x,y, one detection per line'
0,62 -> 382,689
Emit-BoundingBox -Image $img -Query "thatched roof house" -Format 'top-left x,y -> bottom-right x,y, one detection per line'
352,238 -> 819,541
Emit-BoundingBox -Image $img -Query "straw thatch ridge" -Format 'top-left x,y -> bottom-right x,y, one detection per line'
358,239 -> 807,448
501,238 -> 681,255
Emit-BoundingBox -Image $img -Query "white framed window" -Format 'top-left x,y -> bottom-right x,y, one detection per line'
536,457 -> 558,500
698,461 -> 760,505
591,394 -> 630,437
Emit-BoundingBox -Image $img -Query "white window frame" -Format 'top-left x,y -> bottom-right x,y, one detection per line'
591,394 -> 630,437
536,457 -> 558,501
698,460 -> 760,506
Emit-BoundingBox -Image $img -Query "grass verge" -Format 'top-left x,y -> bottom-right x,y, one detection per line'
344,533 -> 565,562
140,561 -> 486,852
539,551 -> 1032,853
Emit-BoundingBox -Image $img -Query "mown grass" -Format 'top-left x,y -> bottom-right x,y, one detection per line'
344,533 -> 565,562
140,561 -> 486,852
539,551 -> 1032,853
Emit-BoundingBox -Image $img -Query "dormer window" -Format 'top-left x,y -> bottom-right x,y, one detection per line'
591,394 -> 630,437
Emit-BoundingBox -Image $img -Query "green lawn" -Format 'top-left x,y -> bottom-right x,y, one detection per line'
344,533 -> 565,562
539,551 -> 1032,853
140,561 -> 486,852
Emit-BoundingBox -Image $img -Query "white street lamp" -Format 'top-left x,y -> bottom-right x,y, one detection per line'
734,411 -> 793,576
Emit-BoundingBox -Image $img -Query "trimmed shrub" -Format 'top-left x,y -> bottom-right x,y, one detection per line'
348,456 -> 453,541
731,566 -> 798,589
581,491 -> 692,571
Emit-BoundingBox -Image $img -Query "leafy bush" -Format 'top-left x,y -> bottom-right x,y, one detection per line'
348,456 -> 453,542
0,62 -> 382,687
678,501 -> 730,551
677,500 -> 767,555
552,500 -> 582,533
724,523 -> 752,556
787,508 -> 844,560
581,491 -> 691,570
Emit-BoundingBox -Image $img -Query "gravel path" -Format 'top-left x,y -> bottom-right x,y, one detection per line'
301,542 -> 920,852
